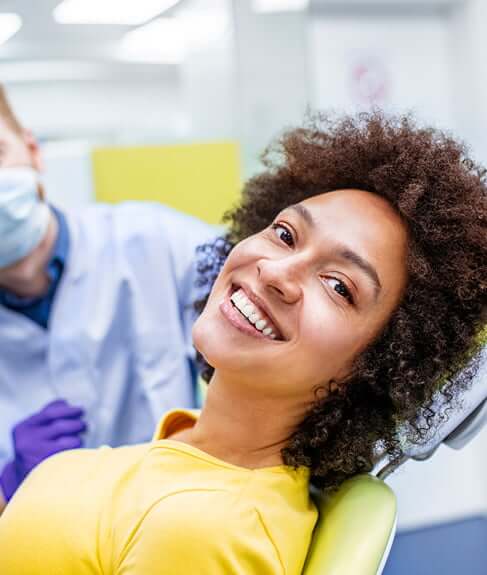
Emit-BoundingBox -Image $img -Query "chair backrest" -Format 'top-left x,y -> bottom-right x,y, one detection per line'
302,475 -> 397,575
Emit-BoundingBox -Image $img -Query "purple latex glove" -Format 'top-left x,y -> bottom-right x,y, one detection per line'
0,399 -> 87,502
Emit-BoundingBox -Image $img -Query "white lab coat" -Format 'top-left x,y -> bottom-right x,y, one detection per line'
0,202 -> 222,468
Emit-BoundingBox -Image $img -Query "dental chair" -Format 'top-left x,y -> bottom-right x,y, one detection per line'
302,345 -> 487,575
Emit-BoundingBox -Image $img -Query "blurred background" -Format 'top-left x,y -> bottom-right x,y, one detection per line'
1,1 -> 485,572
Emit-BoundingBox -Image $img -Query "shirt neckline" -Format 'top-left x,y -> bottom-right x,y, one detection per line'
152,408 -> 310,480
152,438 -> 309,480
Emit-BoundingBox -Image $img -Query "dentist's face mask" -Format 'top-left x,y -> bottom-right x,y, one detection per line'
0,166 -> 50,268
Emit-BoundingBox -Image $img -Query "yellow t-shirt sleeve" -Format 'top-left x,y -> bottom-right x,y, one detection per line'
115,490 -> 285,575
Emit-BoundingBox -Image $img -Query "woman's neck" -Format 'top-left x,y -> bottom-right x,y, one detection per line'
173,371 -> 310,469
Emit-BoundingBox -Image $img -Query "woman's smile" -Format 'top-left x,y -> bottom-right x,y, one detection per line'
219,293 -> 281,342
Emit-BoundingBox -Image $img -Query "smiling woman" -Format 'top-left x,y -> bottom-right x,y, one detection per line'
192,187 -> 410,470
0,111 -> 485,575
192,111 -> 487,492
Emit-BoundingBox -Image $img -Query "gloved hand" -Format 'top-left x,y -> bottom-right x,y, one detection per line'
0,399 -> 87,502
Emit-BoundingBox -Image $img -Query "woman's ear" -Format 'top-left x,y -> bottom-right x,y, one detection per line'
329,379 -> 343,394
313,357 -> 359,400
313,378 -> 346,401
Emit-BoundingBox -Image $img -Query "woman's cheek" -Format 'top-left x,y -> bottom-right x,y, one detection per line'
303,310 -> 358,364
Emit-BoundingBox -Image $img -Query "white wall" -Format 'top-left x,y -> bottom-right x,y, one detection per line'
6,77 -> 184,144
309,13 -> 453,128
233,0 -> 310,176
179,0 -> 237,142
42,141 -> 94,210
387,426 -> 487,530
448,0 -> 487,164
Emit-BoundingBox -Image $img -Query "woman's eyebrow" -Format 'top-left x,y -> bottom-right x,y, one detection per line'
287,203 -> 382,301
288,203 -> 316,228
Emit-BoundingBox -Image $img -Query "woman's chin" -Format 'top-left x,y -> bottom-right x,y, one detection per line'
192,305 -> 287,378
193,322 -> 256,371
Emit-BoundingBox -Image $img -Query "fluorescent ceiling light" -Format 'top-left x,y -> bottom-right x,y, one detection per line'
54,0 -> 182,26
119,18 -> 184,63
252,0 -> 309,12
0,13 -> 22,46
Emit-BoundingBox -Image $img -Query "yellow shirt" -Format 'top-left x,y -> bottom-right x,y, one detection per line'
0,409 -> 317,574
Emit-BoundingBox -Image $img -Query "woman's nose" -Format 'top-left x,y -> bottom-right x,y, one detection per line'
256,257 -> 303,304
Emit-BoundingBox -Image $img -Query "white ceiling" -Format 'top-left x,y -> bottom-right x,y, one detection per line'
0,0 -> 467,60
0,0 -> 190,83
0,0 -> 466,82
0,0 -> 190,61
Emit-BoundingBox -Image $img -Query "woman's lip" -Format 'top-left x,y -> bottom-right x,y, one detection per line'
219,293 -> 280,342
228,283 -> 285,340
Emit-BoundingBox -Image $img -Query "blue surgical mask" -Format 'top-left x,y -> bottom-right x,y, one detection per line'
0,166 -> 50,268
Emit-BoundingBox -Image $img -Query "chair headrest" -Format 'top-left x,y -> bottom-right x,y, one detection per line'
404,345 -> 487,460
444,396 -> 487,449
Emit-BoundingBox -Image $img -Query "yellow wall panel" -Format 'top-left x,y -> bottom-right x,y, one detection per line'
92,141 -> 241,224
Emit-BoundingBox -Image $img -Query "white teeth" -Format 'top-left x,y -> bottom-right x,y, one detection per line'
230,288 -> 278,339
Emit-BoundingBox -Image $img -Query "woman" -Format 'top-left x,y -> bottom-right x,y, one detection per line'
0,112 -> 485,574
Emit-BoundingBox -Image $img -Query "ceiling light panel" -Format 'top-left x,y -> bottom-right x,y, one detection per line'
54,0 -> 182,26
252,0 -> 309,12
119,18 -> 184,63
0,13 -> 22,46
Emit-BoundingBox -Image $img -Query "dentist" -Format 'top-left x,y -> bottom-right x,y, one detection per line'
0,85 -> 221,509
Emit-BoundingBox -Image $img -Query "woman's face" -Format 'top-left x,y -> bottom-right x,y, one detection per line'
193,189 -> 409,403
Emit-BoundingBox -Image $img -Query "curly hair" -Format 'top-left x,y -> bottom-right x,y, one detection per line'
193,111 -> 487,493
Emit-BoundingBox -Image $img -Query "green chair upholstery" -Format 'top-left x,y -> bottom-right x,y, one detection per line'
303,474 -> 397,575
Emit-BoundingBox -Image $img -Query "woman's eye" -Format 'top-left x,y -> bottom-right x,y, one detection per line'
271,223 -> 354,305
325,277 -> 354,305
271,223 -> 294,247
